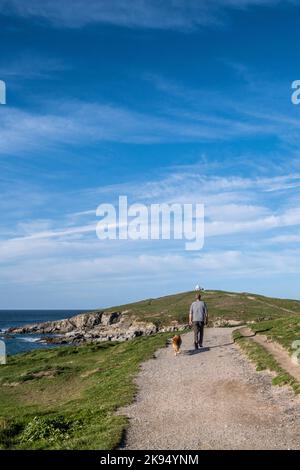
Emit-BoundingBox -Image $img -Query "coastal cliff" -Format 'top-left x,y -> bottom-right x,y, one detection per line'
8,310 -> 187,345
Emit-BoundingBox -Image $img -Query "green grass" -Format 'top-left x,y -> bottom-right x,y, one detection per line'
2,289 -> 300,450
0,332 -> 172,450
243,315 -> 300,392
233,326 -> 300,394
104,289 -> 300,326
233,313 -> 300,394
249,315 -> 300,353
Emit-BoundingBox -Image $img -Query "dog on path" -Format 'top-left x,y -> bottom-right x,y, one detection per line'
172,335 -> 182,356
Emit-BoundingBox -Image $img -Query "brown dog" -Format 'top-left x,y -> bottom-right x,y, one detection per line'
172,335 -> 182,356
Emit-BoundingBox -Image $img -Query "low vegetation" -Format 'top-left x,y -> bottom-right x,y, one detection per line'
105,290 -> 300,326
2,289 -> 300,450
233,330 -> 300,394
233,315 -> 300,394
250,315 -> 300,352
0,332 -> 172,450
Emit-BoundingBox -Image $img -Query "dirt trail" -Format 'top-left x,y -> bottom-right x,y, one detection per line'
121,328 -> 300,450
238,327 -> 300,382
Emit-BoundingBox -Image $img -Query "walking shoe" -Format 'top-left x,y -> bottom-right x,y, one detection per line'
194,342 -> 198,350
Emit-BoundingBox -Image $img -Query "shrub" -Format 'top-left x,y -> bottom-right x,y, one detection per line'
20,415 -> 81,443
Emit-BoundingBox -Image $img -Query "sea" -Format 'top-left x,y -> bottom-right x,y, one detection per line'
0,310 -> 88,356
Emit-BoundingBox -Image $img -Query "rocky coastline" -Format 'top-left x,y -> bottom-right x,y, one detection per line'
7,310 -> 187,345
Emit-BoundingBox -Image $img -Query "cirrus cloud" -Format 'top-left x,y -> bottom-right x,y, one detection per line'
0,0 -> 297,30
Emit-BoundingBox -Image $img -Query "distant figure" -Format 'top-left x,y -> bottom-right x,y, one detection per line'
189,294 -> 208,350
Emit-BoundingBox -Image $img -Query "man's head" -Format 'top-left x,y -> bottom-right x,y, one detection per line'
195,293 -> 201,301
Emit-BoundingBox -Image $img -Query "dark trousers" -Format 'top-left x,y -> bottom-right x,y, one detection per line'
193,321 -> 204,346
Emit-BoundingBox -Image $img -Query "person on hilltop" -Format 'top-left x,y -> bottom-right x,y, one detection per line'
189,293 -> 208,350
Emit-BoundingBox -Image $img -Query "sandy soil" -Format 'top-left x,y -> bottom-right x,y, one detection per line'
121,328 -> 300,450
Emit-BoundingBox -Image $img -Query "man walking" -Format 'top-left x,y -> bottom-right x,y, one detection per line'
189,294 -> 208,350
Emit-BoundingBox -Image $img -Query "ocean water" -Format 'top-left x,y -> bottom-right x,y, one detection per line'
0,310 -> 87,356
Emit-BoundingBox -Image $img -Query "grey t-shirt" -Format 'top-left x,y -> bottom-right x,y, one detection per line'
190,300 -> 208,322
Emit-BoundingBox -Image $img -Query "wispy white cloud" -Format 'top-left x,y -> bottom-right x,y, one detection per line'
0,54 -> 68,80
3,248 -> 300,289
0,0 -> 296,29
1,62 -> 300,157
0,98 -> 282,156
2,170 -> 300,260
88,171 -> 300,202
266,233 -> 300,244
1,164 -> 300,306
144,71 -> 300,151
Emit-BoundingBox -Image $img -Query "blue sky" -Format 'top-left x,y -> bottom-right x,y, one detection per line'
1,0 -> 300,308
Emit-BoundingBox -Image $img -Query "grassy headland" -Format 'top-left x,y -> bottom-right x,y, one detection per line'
105,289 -> 300,326
1,289 -> 300,449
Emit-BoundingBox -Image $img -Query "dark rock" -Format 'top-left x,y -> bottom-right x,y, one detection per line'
101,312 -> 121,326
8,311 -> 104,335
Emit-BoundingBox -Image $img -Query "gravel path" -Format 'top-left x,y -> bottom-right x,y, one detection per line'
121,328 -> 300,450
